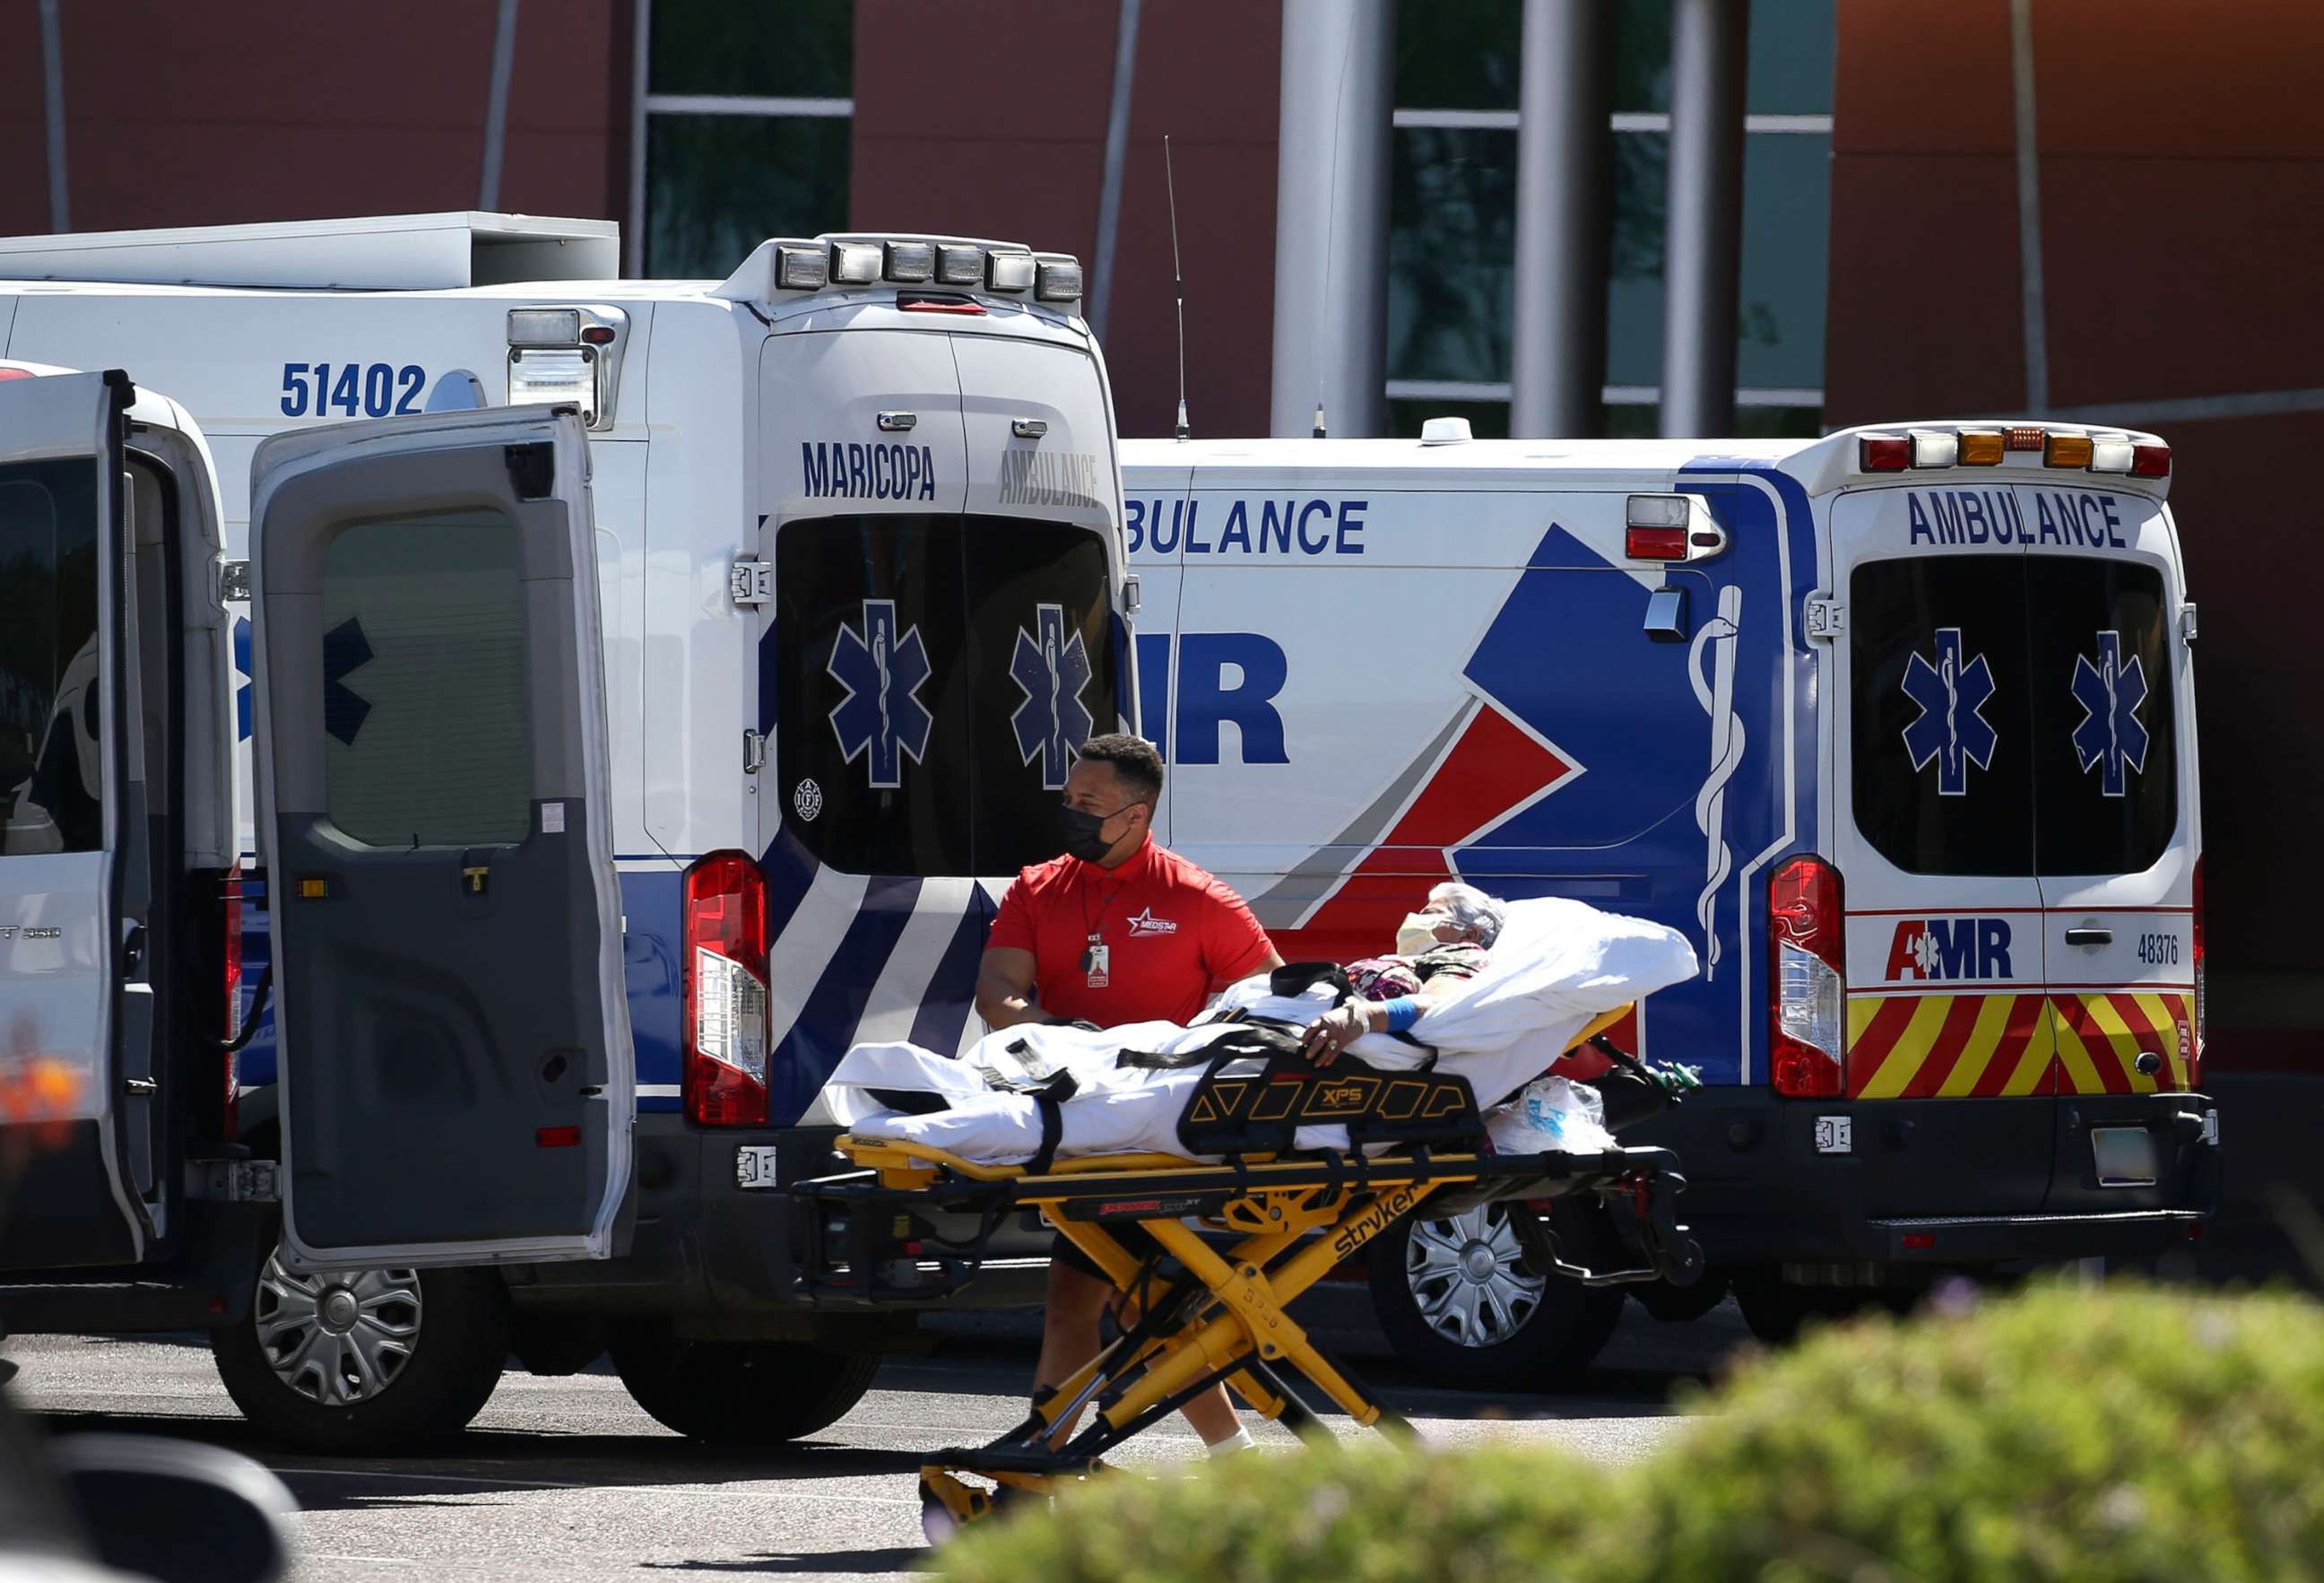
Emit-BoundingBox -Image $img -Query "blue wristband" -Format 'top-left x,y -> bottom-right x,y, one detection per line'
1383,996 -> 1420,1034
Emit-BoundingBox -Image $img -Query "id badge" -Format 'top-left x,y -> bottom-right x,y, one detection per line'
1084,943 -> 1111,989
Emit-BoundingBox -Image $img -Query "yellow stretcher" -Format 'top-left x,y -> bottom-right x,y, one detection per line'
789,1003 -> 1702,1532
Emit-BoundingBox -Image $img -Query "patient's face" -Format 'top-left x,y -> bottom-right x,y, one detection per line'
1415,900 -> 1478,946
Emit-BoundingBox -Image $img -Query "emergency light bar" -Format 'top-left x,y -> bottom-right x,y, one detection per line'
505,303 -> 629,431
713,234 -> 1086,312
1857,424 -> 2170,481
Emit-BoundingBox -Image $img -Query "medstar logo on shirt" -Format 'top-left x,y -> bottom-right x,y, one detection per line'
1125,909 -> 1178,937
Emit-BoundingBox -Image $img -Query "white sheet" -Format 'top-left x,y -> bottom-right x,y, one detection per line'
805,897 -> 1697,1164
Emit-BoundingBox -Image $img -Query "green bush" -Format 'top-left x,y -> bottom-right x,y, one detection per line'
941,1283 -> 2324,1583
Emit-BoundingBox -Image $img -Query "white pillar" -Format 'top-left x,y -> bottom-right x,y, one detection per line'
1511,0 -> 1615,438
1270,0 -> 1394,438
1659,0 -> 1749,438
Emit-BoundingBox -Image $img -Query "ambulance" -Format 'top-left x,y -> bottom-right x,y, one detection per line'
0,213 -> 1133,1449
1119,422 -> 2218,1372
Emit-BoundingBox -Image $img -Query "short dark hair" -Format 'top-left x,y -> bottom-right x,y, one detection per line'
1077,734 -> 1164,806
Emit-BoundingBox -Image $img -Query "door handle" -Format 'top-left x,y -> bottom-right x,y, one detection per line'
2064,927 -> 2112,947
121,924 -> 148,977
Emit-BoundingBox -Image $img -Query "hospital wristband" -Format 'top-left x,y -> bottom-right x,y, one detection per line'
1382,997 -> 1420,1034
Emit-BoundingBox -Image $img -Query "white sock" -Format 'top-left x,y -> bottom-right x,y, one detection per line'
1206,1426 -> 1255,1457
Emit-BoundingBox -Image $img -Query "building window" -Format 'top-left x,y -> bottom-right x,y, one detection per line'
1387,0 -> 1834,436
637,0 -> 855,279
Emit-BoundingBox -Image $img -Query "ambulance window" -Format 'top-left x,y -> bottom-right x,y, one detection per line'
1850,556 -> 2036,876
773,515 -> 974,876
2025,558 -> 2177,876
959,518 -> 1121,874
318,514 -> 533,848
0,460 -> 103,856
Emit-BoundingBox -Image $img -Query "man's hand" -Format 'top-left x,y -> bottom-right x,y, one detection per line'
976,946 -> 1045,1031
1299,1002 -> 1374,1067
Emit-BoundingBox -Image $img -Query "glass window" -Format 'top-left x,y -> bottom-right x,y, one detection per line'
2025,558 -> 2177,877
646,114 -> 852,279
1387,126 -> 1516,386
0,460 -> 101,856
650,0 -> 854,99
1738,133 -> 1831,390
1851,556 -> 2036,877
320,514 -> 531,848
773,516 -> 1119,877
1394,0 -> 1520,111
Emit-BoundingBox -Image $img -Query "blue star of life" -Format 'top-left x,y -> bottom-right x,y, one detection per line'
1009,602 -> 1094,790
1900,626 -> 1998,796
2070,628 -> 2149,798
828,597 -> 933,790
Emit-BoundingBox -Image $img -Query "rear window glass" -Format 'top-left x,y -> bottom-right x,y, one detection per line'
1851,556 -> 2035,876
773,514 -> 1118,876
1852,552 -> 2179,878
320,514 -> 532,848
0,460 -> 102,856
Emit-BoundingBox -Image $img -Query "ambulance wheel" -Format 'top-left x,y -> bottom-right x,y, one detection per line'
210,1235 -> 510,1453
610,1326 -> 881,1443
1369,1200 -> 1625,1389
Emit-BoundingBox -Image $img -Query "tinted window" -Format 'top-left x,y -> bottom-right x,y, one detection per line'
0,460 -> 102,855
2026,558 -> 2176,876
320,514 -> 531,848
774,515 -> 1118,877
1851,556 -> 2034,876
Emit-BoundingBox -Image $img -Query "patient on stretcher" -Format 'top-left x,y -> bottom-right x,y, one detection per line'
808,892 -> 1698,1168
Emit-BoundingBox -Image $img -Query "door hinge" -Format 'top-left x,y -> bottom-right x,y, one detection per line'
1805,596 -> 1844,641
122,1076 -> 157,1098
189,1158 -> 280,1203
220,558 -> 251,603
730,561 -> 773,606
2180,602 -> 2198,644
742,729 -> 767,776
1122,574 -> 1141,615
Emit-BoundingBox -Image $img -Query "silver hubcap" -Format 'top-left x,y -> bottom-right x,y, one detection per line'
1406,1205 -> 1547,1348
253,1248 -> 422,1406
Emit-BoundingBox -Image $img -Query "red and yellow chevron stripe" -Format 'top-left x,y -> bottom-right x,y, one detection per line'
1845,991 -> 2196,1100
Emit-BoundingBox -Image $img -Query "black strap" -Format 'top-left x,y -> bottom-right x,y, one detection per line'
1270,961 -> 1353,1004
1022,1071 -> 1080,1177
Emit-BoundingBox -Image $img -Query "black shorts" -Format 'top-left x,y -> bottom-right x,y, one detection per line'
1050,1222 -> 1164,1282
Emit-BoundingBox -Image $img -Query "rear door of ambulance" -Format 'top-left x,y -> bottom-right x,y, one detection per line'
247,404 -> 634,1271
2021,482 -> 2201,1213
1829,479 -> 2058,1215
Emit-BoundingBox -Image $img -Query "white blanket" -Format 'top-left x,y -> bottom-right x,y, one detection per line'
804,897 -> 1697,1165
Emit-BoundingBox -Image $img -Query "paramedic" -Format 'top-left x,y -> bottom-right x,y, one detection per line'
976,733 -> 1283,1457
1298,881 -> 1507,1067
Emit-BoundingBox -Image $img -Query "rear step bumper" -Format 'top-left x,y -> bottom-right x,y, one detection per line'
1866,1209 -> 2207,1263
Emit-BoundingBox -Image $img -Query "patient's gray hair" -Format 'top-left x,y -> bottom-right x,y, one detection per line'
1428,882 -> 1507,947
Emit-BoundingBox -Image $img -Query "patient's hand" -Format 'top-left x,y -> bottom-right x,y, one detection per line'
1300,1004 -> 1373,1067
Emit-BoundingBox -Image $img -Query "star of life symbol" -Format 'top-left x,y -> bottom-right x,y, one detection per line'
1911,927 -> 1943,976
827,598 -> 932,790
1900,627 -> 1999,796
2070,628 -> 2150,798
1009,602 -> 1095,791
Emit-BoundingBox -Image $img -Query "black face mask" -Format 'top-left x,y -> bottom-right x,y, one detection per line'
1060,801 -> 1132,863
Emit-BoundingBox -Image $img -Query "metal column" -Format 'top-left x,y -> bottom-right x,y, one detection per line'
1511,0 -> 1614,439
1659,0 -> 1749,438
1270,0 -> 1394,439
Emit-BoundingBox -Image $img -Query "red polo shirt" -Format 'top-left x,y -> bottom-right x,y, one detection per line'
986,838 -> 1275,1028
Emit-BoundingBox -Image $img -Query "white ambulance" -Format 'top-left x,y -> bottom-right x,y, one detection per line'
0,214 -> 1133,1450
1121,422 -> 2218,1373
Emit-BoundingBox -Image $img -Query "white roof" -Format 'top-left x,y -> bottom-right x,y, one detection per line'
0,213 -> 620,291
1120,434 -> 1817,486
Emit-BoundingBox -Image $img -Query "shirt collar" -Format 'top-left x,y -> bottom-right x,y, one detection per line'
1080,833 -> 1155,884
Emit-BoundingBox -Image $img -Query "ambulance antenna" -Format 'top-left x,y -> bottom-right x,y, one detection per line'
1165,134 -> 1191,442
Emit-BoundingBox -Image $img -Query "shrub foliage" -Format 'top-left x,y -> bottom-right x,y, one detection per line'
942,1284 -> 2324,1583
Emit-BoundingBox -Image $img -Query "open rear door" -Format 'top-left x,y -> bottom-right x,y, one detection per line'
0,369 -> 151,1268
248,406 -> 631,1271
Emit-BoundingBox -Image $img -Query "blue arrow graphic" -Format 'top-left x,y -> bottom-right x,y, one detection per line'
1009,603 -> 1094,790
321,616 -> 374,746
2070,629 -> 2149,798
1900,627 -> 1998,796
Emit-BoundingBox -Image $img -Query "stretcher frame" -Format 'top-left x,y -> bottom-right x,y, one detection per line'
791,1005 -> 1703,1529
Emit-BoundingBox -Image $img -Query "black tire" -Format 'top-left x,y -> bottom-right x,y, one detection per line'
1368,1198 -> 1626,1389
210,1236 -> 510,1454
610,1325 -> 882,1443
1730,1268 -> 1913,1345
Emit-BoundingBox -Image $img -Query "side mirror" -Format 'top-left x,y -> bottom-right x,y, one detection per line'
48,1434 -> 296,1583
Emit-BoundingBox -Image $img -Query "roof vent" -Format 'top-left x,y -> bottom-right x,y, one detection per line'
1420,416 -> 1473,446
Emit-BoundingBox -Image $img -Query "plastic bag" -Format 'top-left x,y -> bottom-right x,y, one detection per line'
1485,1074 -> 1615,1156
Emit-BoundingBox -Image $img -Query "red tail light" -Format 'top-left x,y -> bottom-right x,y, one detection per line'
1769,856 -> 1845,1098
2190,855 -> 2205,1087
1625,526 -> 1687,561
2130,442 -> 2172,478
222,864 -> 242,1142
682,853 -> 771,1126
1859,435 -> 1911,472
897,294 -> 986,316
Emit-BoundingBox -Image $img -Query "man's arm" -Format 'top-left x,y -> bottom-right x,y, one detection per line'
1210,945 -> 1284,995
975,946 -> 1045,1030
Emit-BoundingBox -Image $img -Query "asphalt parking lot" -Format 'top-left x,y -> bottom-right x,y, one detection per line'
8,1300 -> 1752,1580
